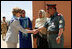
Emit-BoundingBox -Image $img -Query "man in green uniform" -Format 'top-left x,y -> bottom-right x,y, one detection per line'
35,4 -> 65,48
45,4 -> 65,48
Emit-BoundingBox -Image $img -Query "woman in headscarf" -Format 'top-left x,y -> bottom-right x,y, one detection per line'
33,10 -> 49,48
19,10 -> 32,48
5,7 -> 35,48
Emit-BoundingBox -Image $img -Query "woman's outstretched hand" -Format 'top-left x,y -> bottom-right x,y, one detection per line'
32,29 -> 39,34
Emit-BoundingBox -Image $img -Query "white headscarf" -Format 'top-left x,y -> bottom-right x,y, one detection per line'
35,10 -> 48,28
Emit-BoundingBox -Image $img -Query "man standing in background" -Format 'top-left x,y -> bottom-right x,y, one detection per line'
1,16 -> 8,41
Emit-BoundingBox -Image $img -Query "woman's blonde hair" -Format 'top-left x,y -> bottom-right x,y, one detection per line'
39,10 -> 46,18
12,7 -> 22,16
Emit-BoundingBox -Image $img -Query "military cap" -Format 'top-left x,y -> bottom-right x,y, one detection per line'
46,4 -> 56,10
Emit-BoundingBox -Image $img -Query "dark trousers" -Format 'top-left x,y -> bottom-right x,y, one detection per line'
37,37 -> 49,48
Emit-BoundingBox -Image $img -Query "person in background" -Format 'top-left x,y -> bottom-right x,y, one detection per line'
1,16 -> 7,41
19,10 -> 32,48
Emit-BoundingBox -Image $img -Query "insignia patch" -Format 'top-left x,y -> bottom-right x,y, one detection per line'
52,22 -> 54,25
51,22 -> 55,28
58,13 -> 61,16
59,20 -> 63,23
58,13 -> 63,16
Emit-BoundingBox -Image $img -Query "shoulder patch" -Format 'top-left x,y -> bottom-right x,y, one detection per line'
57,13 -> 63,17
58,13 -> 61,16
59,20 -> 63,23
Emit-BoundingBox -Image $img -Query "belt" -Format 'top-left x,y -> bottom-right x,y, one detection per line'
47,31 -> 59,34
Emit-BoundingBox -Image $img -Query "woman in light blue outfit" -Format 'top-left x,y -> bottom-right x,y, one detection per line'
5,8 -> 35,48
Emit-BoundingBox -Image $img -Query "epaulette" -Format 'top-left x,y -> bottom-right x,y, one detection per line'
57,13 -> 61,16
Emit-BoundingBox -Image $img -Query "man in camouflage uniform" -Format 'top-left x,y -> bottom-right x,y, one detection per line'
1,17 -> 8,40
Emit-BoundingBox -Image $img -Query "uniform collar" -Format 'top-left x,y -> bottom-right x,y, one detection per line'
50,12 -> 58,21
50,12 -> 58,18
3,21 -> 6,22
54,12 -> 58,16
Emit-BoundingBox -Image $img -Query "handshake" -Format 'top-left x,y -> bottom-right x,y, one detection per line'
30,29 -> 39,34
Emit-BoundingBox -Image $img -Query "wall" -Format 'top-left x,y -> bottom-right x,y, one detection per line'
32,1 -> 71,48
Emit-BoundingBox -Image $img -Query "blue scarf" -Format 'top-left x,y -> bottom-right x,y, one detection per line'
19,16 -> 29,38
